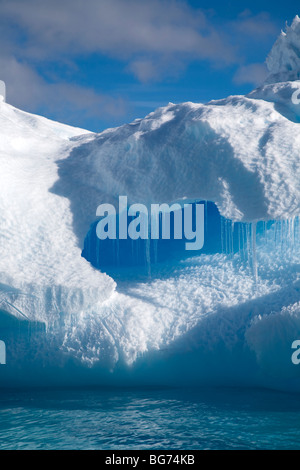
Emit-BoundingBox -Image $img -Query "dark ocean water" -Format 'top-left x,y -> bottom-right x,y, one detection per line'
0,387 -> 300,450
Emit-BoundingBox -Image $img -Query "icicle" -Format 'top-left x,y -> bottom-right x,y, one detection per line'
153,239 -> 158,264
145,206 -> 151,278
221,217 -> 224,253
252,222 -> 258,284
205,200 -> 208,238
246,223 -> 251,263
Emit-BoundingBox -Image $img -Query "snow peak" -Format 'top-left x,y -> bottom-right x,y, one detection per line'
105,455 -> 139,467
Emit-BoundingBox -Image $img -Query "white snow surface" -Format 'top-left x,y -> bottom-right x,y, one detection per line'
70,88 -> 300,227
0,66 -> 300,377
0,102 -> 115,325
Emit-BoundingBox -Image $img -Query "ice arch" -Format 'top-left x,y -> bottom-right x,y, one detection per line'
0,81 -> 6,102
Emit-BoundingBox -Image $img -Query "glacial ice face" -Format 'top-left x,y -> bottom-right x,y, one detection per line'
0,101 -> 115,327
266,16 -> 300,83
247,80 -> 300,121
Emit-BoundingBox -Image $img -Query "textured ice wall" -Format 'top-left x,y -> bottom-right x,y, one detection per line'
62,95 -> 300,230
0,81 -> 5,102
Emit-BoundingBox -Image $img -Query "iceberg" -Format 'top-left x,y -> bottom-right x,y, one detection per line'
0,18 -> 300,390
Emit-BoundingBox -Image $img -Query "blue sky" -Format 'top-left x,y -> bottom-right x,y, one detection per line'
0,0 -> 298,132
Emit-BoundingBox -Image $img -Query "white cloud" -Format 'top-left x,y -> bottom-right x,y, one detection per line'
0,55 -> 127,123
0,0 -> 237,64
233,10 -> 278,38
233,63 -> 268,86
128,59 -> 160,82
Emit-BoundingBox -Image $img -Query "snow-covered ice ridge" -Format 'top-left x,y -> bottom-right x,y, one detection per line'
0,18 -> 300,389
266,15 -> 300,83
70,85 -> 300,224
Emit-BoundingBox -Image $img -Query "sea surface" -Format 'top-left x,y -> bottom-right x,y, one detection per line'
0,387 -> 300,450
